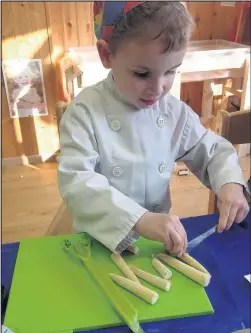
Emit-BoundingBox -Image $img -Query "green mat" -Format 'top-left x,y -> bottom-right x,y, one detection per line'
4,234 -> 214,333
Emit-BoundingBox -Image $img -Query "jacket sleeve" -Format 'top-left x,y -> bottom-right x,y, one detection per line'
57,101 -> 147,253
176,106 -> 248,196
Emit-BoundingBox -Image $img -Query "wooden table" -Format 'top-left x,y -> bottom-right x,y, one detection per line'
180,40 -> 250,126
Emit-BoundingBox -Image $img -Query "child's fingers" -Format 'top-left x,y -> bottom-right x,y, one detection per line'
164,231 -> 174,254
225,205 -> 238,230
183,231 -> 188,254
181,223 -> 187,254
234,206 -> 248,225
169,228 -> 183,256
225,205 -> 239,230
174,221 -> 187,255
218,203 -> 231,232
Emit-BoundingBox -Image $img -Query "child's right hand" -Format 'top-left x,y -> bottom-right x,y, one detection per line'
133,212 -> 187,257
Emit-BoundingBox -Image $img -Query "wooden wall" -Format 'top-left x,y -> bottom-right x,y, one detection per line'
2,2 -> 59,160
1,2 -> 246,160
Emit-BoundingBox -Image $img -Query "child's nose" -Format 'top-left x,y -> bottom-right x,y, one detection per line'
148,78 -> 162,97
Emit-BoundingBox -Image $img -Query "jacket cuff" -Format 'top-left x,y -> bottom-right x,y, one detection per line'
211,170 -> 248,196
112,208 -> 147,253
114,230 -> 140,254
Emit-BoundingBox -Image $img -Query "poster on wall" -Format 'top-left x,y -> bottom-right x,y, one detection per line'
2,59 -> 48,118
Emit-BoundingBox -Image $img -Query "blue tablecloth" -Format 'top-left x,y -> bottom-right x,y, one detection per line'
2,214 -> 251,333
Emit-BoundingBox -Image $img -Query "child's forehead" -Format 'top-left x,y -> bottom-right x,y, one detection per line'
94,1 -> 143,41
115,38 -> 185,70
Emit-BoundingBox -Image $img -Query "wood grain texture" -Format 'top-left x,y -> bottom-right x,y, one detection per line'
182,2 -> 243,115
62,2 -> 80,50
2,2 -> 247,158
76,2 -> 95,46
2,2 -> 59,159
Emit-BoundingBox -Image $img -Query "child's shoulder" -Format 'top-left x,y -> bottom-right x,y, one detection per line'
63,77 -> 109,119
74,78 -> 108,106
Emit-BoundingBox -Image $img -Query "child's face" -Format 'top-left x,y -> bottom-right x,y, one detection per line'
13,70 -> 32,88
108,37 -> 186,108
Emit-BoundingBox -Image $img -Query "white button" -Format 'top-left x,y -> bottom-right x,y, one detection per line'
159,164 -> 168,173
153,205 -> 163,213
113,166 -> 123,177
110,119 -> 121,131
157,117 -> 165,128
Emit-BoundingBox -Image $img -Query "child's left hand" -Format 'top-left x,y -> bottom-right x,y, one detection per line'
217,183 -> 249,232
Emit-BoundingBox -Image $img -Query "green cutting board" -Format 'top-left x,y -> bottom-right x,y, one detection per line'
4,234 -> 214,333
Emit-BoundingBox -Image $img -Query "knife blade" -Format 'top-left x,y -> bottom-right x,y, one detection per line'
187,225 -> 217,253
187,219 -> 248,253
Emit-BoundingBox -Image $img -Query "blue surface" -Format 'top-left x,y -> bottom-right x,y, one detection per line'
2,214 -> 250,332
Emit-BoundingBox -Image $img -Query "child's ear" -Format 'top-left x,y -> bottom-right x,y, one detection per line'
96,40 -> 113,69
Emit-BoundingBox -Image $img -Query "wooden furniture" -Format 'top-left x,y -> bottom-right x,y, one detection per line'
46,201 -> 72,236
56,101 -> 68,132
220,58 -> 250,157
208,109 -> 251,214
57,40 -> 250,128
47,102 -> 71,236
56,55 -> 84,103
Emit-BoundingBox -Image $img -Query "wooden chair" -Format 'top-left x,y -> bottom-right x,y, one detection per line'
221,59 -> 250,157
46,201 -> 73,236
47,101 -> 71,236
208,108 -> 251,214
56,55 -> 84,103
56,101 -> 68,133
55,54 -> 85,134
46,57 -> 80,236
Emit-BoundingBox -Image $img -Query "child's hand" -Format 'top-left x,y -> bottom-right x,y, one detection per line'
133,212 -> 187,257
217,183 -> 249,232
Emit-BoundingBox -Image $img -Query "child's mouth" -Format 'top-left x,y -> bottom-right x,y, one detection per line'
140,98 -> 157,106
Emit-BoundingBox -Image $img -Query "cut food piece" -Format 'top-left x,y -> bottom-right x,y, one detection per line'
180,253 -> 210,275
157,253 -> 211,287
130,265 -> 171,291
125,245 -> 140,255
152,256 -> 172,279
110,273 -> 159,305
111,253 -> 140,283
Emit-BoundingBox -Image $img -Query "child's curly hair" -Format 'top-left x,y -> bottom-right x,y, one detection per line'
109,2 -> 194,54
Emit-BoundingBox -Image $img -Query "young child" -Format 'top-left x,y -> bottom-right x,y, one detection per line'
11,67 -> 42,108
58,2 -> 249,256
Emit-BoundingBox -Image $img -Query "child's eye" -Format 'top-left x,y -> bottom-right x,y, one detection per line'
133,72 -> 150,79
164,70 -> 176,76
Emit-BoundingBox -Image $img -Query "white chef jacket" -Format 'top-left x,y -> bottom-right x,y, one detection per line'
57,71 -> 246,253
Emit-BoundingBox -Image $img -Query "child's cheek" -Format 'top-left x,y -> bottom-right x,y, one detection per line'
131,77 -> 144,94
164,75 -> 176,93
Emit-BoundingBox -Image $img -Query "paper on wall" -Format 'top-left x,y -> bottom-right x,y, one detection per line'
2,59 -> 48,118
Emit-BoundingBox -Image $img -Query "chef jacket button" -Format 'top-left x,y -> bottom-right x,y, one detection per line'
153,205 -> 163,213
159,164 -> 168,173
157,117 -> 165,128
113,166 -> 123,177
110,119 -> 121,131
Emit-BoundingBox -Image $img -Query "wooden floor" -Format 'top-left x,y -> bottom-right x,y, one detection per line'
2,156 -> 250,243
